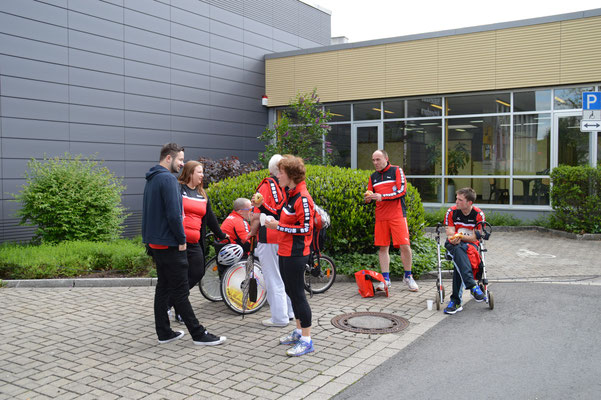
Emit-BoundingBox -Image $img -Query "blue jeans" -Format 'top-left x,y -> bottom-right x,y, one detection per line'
151,247 -> 205,341
444,241 -> 477,305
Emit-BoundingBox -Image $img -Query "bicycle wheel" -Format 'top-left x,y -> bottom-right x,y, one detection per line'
304,254 -> 336,294
221,259 -> 267,314
199,257 -> 222,302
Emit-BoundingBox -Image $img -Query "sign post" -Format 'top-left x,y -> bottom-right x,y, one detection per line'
581,92 -> 601,132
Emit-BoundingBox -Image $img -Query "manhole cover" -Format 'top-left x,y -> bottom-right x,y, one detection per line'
331,312 -> 409,334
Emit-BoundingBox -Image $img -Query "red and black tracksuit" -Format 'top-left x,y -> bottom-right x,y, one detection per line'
254,176 -> 286,244
276,181 -> 314,328
444,205 -> 486,305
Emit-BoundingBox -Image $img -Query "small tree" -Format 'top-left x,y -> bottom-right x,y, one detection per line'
259,89 -> 333,165
13,153 -> 128,243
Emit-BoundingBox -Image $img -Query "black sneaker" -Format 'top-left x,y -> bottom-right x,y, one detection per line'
470,285 -> 485,302
193,330 -> 226,346
158,330 -> 185,344
444,301 -> 463,315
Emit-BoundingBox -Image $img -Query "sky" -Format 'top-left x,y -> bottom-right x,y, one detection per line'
306,0 -> 601,43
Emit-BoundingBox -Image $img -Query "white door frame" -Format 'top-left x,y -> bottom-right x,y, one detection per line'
351,122 -> 383,169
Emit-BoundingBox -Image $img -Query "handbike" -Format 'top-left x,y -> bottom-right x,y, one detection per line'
304,248 -> 336,294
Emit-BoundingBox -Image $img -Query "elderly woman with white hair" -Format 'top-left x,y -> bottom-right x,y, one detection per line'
248,154 -> 294,327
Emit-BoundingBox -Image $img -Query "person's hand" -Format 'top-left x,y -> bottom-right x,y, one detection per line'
251,193 -> 264,208
178,243 -> 187,251
448,232 -> 462,245
265,217 -> 278,229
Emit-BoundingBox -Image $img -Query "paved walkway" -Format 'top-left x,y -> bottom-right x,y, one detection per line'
1,231 -> 599,399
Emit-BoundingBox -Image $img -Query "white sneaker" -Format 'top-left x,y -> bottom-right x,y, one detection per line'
376,279 -> 391,291
167,308 -> 174,321
404,275 -> 419,292
262,319 -> 289,327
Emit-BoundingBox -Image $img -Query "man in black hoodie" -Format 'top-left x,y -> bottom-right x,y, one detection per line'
143,143 -> 226,345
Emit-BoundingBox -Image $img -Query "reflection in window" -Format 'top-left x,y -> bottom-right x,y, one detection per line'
407,178 -> 442,203
513,113 -> 550,175
326,104 -> 351,122
383,100 -> 405,119
598,132 -> 601,166
446,93 -> 510,115
446,116 -> 510,176
407,97 -> 442,118
384,120 -> 442,174
513,178 -> 550,205
353,102 -> 382,121
328,124 -> 351,168
357,125 -> 379,170
554,86 -> 594,110
450,178 -> 510,205
514,90 -> 551,112
558,115 -> 588,166
276,107 -> 298,123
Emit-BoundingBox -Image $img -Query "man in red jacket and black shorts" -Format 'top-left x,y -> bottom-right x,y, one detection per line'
364,149 -> 418,292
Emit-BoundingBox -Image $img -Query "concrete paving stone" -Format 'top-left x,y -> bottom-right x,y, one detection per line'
306,374 -> 334,388
127,380 -> 161,394
0,382 -> 28,397
150,388 -> 189,400
112,385 -> 150,399
163,382 -> 201,396
304,392 -> 332,400
332,371 -> 364,385
315,380 -> 351,396
321,365 -> 351,377
281,384 -> 320,399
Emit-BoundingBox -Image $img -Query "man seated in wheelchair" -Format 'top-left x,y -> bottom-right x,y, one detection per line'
220,197 -> 253,252
443,187 -> 487,315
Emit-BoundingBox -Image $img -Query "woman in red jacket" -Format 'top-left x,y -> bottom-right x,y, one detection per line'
265,155 -> 315,357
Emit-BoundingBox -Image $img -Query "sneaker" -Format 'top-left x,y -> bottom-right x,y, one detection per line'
262,319 -> 289,327
376,279 -> 391,291
158,330 -> 185,344
403,275 -> 419,292
286,340 -> 314,357
193,331 -> 226,346
279,330 -> 301,345
444,301 -> 463,315
470,285 -> 485,302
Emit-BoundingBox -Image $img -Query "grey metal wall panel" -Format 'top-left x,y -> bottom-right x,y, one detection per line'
1,76 -> 69,103
0,55 -> 68,84
0,33 -> 69,64
0,0 -> 330,242
0,12 -> 68,46
70,86 -> 125,109
1,119 -> 69,141
70,124 -> 125,144
0,1 -> 68,26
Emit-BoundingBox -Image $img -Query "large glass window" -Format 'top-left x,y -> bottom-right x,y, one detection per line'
513,178 -> 550,205
446,116 -> 510,176
557,115 -> 588,166
328,124 -> 351,168
326,104 -> 351,122
407,97 -> 442,118
353,102 -> 381,121
554,86 -> 594,110
514,90 -> 551,112
446,93 -> 510,115
598,132 -> 601,166
513,113 -> 550,175
407,178 -> 442,203
384,120 -> 442,174
383,100 -> 405,119
357,125 -> 379,170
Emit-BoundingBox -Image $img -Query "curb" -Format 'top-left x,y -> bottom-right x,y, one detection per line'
424,225 -> 601,240
3,277 -> 156,288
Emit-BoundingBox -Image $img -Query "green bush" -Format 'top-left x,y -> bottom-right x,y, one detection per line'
12,153 -> 128,243
207,165 -> 425,255
550,165 -> 601,233
0,239 -> 152,279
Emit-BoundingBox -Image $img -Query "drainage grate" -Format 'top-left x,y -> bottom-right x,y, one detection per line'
331,312 -> 409,334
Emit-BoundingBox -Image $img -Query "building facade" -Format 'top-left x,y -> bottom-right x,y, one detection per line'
265,9 -> 601,216
0,0 -> 331,241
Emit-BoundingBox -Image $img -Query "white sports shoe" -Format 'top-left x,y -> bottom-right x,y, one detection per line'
404,275 -> 419,292
376,279 -> 391,291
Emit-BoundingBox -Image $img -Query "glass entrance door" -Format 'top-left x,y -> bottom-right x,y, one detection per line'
352,123 -> 382,170
554,114 -> 590,167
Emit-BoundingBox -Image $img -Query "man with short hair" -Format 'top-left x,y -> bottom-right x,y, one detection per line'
443,187 -> 486,315
221,197 -> 252,247
143,143 -> 226,345
364,149 -> 418,292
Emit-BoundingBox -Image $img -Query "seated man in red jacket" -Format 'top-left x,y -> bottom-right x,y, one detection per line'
220,198 -> 252,251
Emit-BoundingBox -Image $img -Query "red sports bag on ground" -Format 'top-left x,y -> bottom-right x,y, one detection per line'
355,269 -> 389,297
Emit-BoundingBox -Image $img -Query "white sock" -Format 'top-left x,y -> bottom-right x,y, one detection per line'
295,328 -> 302,335
300,335 -> 311,343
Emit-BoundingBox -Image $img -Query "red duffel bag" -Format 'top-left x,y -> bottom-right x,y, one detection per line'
354,269 -> 388,298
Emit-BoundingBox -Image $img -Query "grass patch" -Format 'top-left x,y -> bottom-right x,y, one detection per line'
0,238 -> 152,280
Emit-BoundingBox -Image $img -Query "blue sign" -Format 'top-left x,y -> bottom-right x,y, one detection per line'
583,92 -> 601,110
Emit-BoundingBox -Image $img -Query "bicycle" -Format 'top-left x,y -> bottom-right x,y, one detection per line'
304,248 -> 336,294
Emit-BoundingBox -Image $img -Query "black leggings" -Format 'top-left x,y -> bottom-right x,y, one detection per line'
279,255 -> 311,328
186,243 -> 205,289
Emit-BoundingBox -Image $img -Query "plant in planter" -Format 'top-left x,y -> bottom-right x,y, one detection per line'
446,143 -> 471,184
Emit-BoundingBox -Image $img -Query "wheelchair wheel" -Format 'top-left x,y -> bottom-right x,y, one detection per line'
304,254 -> 336,294
199,257 -> 222,302
487,290 -> 494,310
221,259 -> 267,315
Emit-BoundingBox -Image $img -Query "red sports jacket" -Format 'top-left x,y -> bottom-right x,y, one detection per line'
276,181 -> 314,257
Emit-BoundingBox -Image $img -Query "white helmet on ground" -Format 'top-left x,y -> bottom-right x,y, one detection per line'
217,244 -> 244,266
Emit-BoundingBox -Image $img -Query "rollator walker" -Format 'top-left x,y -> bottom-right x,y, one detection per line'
434,221 -> 494,311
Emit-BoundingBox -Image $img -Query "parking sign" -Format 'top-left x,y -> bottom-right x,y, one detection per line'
581,92 -> 601,132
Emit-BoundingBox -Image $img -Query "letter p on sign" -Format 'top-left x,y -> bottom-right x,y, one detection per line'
583,92 -> 601,110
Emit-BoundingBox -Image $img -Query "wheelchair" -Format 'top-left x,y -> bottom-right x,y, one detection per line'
434,221 -> 494,311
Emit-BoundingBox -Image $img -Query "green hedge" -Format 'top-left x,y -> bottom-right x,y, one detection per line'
550,165 -> 601,233
0,239 -> 152,279
207,165 -> 425,255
